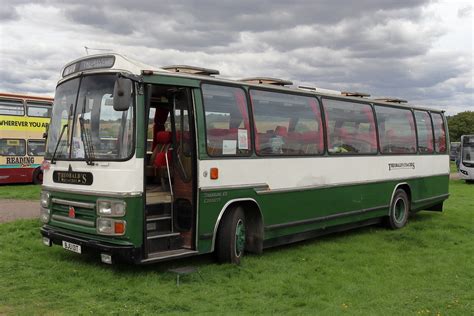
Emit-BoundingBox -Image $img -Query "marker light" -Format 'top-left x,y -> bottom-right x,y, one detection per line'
101,253 -> 113,264
210,168 -> 219,180
42,237 -> 52,247
114,221 -> 125,234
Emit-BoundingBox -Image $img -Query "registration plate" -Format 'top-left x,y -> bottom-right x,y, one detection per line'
62,241 -> 82,254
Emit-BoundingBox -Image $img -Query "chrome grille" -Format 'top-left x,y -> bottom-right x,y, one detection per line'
51,198 -> 96,227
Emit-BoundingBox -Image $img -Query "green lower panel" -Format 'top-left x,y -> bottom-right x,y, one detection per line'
197,175 -> 449,253
44,190 -> 144,248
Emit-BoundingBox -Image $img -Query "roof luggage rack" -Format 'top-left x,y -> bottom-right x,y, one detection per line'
297,85 -> 342,95
239,77 -> 293,86
161,65 -> 220,76
341,91 -> 371,98
298,85 -> 317,91
374,97 -> 408,104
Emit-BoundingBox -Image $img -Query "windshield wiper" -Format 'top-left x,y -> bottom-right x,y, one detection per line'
51,123 -> 68,164
78,95 -> 95,165
79,116 -> 95,165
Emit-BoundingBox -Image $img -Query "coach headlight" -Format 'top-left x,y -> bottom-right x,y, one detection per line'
40,207 -> 51,223
40,191 -> 50,208
96,199 -> 126,217
97,218 -> 126,236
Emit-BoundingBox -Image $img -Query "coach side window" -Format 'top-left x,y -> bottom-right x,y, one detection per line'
414,111 -> 434,153
202,84 -> 251,156
431,113 -> 447,153
250,90 -> 323,155
375,106 -> 416,154
323,99 -> 377,154
0,99 -> 24,116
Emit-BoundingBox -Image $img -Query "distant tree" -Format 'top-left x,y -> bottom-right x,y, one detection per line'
447,111 -> 474,142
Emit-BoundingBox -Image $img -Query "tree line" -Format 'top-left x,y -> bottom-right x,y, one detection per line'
447,111 -> 474,142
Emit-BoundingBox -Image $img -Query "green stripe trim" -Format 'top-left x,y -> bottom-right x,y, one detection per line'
265,204 -> 389,231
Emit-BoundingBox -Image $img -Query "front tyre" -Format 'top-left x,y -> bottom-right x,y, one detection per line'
387,189 -> 409,229
216,206 -> 246,265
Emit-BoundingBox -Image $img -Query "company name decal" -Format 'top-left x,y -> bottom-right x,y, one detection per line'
388,162 -> 415,171
53,171 -> 93,185
5,156 -> 35,166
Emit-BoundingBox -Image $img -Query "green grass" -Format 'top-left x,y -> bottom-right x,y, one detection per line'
0,184 -> 41,200
450,161 -> 458,173
1,180 -> 473,315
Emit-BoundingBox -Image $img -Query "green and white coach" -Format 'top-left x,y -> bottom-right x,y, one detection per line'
40,54 -> 450,264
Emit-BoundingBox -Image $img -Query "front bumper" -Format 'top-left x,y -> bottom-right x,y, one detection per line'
41,226 -> 142,263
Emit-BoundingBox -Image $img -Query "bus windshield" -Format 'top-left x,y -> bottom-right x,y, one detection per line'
45,74 -> 134,161
462,137 -> 474,163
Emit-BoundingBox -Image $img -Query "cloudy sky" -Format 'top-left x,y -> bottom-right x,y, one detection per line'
0,0 -> 472,114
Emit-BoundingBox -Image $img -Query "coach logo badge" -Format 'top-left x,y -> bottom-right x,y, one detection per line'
68,206 -> 76,218
388,162 -> 415,171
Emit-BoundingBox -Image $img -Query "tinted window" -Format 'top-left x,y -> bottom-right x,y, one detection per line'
202,84 -> 251,156
0,139 -> 26,156
27,102 -> 52,117
414,111 -> 434,153
251,90 -> 323,155
28,140 -> 46,156
323,99 -> 377,154
431,113 -> 447,153
0,99 -> 24,116
375,106 -> 416,154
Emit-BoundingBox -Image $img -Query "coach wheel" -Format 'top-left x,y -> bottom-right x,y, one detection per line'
387,189 -> 409,229
33,168 -> 43,185
216,206 -> 246,265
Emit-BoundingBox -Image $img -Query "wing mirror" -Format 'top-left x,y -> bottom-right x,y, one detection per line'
113,75 -> 132,111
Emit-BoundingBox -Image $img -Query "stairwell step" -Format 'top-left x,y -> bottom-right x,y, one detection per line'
146,215 -> 172,222
147,232 -> 180,240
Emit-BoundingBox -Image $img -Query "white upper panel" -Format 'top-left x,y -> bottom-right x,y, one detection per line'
60,53 -> 165,80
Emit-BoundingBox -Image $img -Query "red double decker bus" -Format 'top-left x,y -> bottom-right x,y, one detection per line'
0,93 -> 53,184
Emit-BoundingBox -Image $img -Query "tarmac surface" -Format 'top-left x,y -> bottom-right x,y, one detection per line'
0,200 -> 39,223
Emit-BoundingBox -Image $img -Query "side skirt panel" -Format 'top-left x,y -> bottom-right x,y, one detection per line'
263,217 -> 382,249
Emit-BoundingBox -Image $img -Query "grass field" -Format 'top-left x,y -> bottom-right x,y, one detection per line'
0,179 -> 473,315
450,161 -> 458,174
0,184 -> 41,200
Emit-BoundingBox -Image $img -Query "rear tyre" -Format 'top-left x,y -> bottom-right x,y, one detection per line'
32,168 -> 43,185
387,189 -> 409,229
216,206 -> 246,265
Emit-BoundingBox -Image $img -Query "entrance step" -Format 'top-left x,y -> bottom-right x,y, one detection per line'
147,231 -> 180,240
141,249 -> 198,263
146,215 -> 171,222
146,191 -> 172,205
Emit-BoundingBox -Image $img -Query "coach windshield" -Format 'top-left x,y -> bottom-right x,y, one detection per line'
45,74 -> 134,162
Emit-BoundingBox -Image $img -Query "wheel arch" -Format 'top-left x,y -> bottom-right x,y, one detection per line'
389,182 -> 412,212
211,198 -> 264,254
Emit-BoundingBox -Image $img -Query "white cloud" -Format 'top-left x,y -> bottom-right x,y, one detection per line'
0,0 -> 472,113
